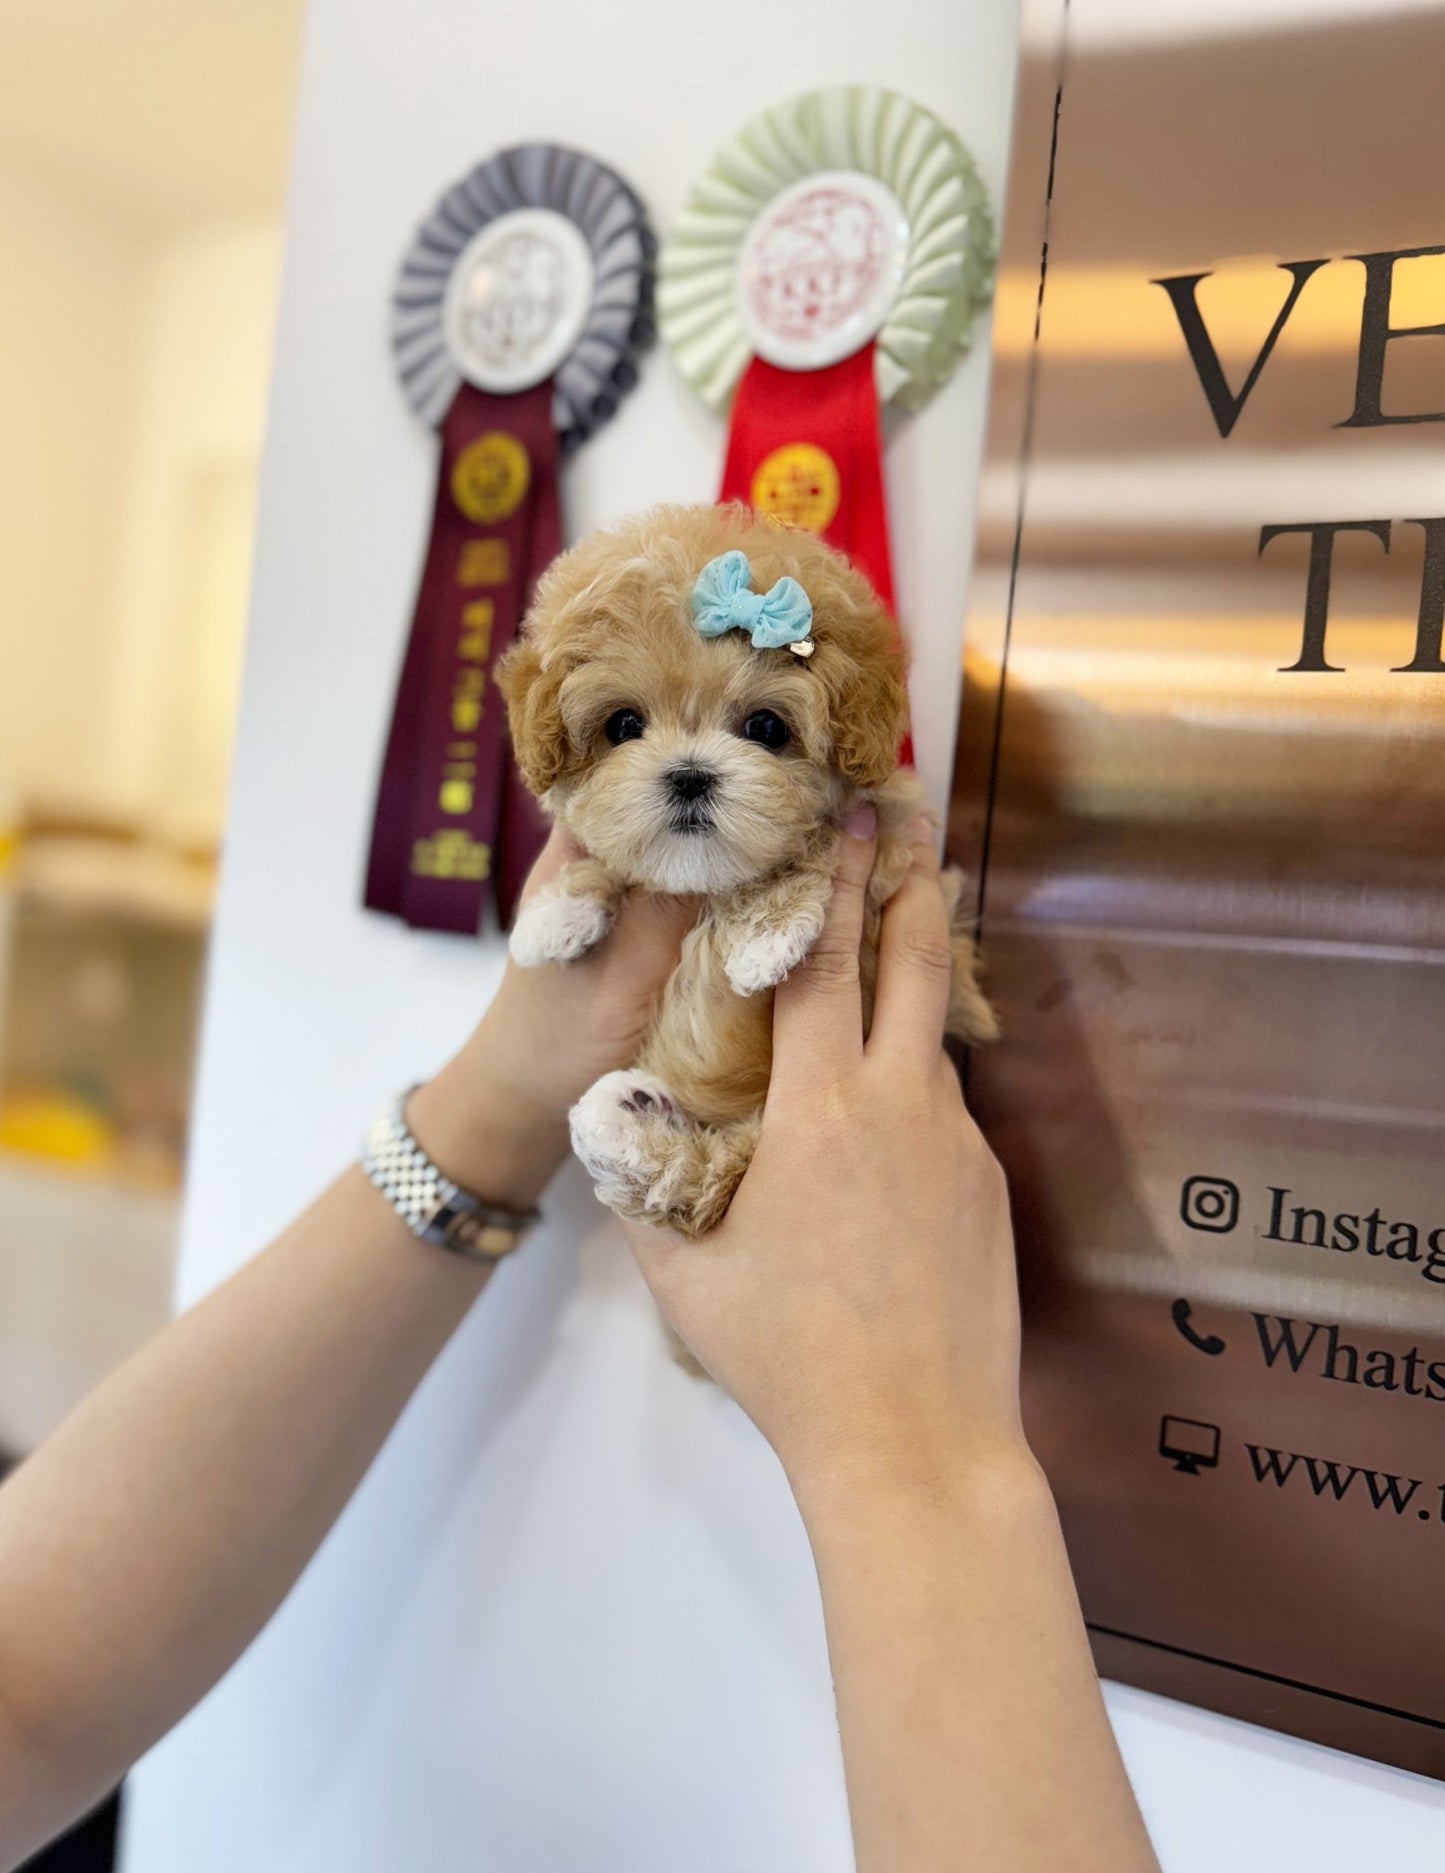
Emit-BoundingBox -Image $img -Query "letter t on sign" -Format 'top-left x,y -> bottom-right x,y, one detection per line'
1394,519 -> 1445,672
1259,520 -> 1392,673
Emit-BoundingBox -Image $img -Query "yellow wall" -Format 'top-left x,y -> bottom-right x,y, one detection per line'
0,177 -> 280,841
102,222 -> 283,839
0,165 -> 145,815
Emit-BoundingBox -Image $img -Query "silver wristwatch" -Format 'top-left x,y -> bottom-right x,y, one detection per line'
361,1087 -> 541,1262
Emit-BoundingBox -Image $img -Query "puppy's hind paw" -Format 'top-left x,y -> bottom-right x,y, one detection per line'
724,906 -> 825,996
940,866 -> 1001,1045
569,1070 -> 685,1216
509,886 -> 615,967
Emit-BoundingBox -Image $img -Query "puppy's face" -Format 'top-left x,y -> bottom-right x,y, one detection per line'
500,507 -> 908,896
539,632 -> 840,894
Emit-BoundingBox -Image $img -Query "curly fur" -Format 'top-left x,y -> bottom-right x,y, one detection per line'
499,503 -> 996,1235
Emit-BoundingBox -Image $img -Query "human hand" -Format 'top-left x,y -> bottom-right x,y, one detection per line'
411,828 -> 698,1207
620,812 -> 1027,1509
617,824 -> 1156,1873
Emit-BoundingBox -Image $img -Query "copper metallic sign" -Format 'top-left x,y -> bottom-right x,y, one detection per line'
950,0 -> 1445,1776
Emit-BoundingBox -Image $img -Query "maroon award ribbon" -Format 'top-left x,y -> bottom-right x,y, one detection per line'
364,380 -> 555,934
368,146 -> 654,935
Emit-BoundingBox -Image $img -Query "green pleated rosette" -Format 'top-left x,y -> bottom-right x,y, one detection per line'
659,86 -> 994,414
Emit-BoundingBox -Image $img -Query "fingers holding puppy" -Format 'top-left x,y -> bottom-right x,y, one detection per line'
514,824 -> 587,909
769,802 -> 877,1096
866,816 -> 957,1074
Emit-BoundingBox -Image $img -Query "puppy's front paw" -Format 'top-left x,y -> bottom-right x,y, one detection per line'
724,906 -> 825,996
570,1070 -> 684,1216
509,886 -> 615,967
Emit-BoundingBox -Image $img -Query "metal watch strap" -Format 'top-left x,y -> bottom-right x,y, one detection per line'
361,1086 -> 541,1263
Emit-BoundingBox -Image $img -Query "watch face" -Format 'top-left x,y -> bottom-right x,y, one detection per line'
439,1211 -> 523,1261
736,171 -> 910,372
442,207 -> 596,394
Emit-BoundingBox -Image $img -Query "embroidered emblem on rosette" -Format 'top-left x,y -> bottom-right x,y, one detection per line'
658,87 -> 993,412
391,143 -> 655,451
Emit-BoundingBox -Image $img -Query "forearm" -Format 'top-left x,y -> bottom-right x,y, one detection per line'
0,1057 -> 562,1865
797,1450 -> 1159,1873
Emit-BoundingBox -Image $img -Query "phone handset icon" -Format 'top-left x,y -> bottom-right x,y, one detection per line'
1171,1298 -> 1226,1357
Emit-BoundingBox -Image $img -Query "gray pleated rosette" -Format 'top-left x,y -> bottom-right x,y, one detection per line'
391,144 -> 655,452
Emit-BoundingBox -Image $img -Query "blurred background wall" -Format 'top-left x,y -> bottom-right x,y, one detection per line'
0,0 -> 302,1457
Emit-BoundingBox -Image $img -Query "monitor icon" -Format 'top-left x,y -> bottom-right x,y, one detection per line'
1158,1415 -> 1221,1475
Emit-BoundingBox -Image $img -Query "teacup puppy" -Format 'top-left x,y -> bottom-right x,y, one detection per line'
498,503 -> 996,1235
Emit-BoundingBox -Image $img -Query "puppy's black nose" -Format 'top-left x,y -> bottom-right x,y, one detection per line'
666,765 -> 718,802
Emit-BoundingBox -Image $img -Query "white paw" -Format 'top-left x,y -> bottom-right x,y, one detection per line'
725,908 -> 825,995
569,1070 -> 682,1203
509,887 -> 614,966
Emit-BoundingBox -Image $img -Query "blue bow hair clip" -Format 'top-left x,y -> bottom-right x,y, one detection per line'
690,550 -> 816,658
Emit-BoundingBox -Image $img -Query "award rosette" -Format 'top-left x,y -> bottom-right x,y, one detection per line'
366,145 -> 654,934
659,86 -> 993,624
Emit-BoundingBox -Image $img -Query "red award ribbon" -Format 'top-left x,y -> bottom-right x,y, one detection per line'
718,339 -> 911,761
364,380 -> 554,934
717,341 -> 895,614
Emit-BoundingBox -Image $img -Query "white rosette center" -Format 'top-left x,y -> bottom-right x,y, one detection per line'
736,171 -> 910,372
443,209 -> 596,395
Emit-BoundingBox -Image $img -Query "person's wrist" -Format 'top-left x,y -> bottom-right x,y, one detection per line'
406,1051 -> 568,1212
788,1431 -> 1049,1558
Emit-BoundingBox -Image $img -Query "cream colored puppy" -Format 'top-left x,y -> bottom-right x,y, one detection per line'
499,503 -> 995,1235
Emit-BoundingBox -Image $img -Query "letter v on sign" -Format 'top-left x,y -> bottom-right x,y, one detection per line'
1153,259 -> 1330,438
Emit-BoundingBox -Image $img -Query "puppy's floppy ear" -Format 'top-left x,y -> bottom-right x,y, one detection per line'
824,631 -> 910,789
497,639 -> 570,795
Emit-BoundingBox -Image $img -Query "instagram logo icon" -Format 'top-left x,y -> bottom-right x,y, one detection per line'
1180,1175 -> 1240,1234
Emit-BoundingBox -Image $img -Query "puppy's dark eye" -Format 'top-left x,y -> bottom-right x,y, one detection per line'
604,708 -> 646,745
739,709 -> 791,752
